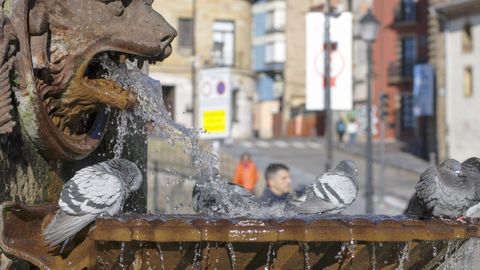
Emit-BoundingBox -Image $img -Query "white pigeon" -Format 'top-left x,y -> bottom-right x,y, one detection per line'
290,160 -> 359,214
43,159 -> 143,248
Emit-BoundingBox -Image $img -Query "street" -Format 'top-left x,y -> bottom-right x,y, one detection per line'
221,138 -> 430,215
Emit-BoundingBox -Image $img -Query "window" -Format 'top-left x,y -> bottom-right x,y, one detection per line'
462,22 -> 473,53
401,36 -> 417,77
464,66 -> 473,97
400,0 -> 416,22
265,42 -> 285,64
178,18 -> 193,51
212,21 -> 235,66
266,9 -> 286,32
401,95 -> 415,130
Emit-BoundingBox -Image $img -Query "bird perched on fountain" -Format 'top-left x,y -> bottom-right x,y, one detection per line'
289,160 -> 359,214
43,159 -> 143,249
405,159 -> 475,219
192,179 -> 262,217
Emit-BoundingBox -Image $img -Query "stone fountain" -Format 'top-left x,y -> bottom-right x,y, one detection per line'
0,0 -> 479,269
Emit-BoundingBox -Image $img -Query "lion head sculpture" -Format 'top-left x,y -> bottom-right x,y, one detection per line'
1,0 -> 176,160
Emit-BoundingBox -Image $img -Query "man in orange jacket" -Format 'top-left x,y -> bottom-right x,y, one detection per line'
233,152 -> 258,192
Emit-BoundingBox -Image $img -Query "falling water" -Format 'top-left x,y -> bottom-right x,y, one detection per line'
226,243 -> 236,270
463,238 -> 480,270
432,241 -> 438,257
441,240 -> 463,270
118,241 -> 127,269
102,57 -> 220,179
192,243 -> 201,269
156,243 -> 166,270
145,250 -> 153,270
347,240 -> 357,259
265,242 -> 274,270
335,242 -> 348,263
204,242 -> 211,266
395,241 -> 412,270
112,111 -> 129,158
215,242 -> 220,264
371,243 -> 377,270
302,242 -> 311,270
442,240 -> 454,269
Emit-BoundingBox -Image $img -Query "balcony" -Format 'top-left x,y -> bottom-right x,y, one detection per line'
388,60 -> 414,84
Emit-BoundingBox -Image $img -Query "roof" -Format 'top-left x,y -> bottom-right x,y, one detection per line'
436,0 -> 480,19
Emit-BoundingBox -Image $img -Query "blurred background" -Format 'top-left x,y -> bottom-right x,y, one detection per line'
145,0 -> 480,215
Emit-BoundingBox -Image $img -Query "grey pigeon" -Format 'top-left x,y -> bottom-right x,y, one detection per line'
43,159 -> 143,248
290,160 -> 359,214
461,157 -> 480,218
405,159 -> 475,218
192,180 -> 262,217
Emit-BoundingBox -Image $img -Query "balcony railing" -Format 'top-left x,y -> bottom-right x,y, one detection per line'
388,60 -> 415,84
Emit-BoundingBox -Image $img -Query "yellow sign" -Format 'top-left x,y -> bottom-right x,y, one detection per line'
202,110 -> 226,133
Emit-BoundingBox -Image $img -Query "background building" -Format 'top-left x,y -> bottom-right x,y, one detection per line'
151,0 -> 254,139
371,0 -> 430,158
436,1 -> 480,161
251,0 -> 286,138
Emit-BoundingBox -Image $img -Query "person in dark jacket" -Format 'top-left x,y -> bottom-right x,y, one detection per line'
336,118 -> 346,143
260,163 -> 292,206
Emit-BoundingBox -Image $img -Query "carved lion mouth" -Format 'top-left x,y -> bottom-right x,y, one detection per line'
43,47 -> 170,138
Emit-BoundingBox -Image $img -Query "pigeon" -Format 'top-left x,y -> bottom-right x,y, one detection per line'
192,180 -> 262,217
461,157 -> 480,218
289,160 -> 359,214
405,159 -> 475,218
43,159 -> 143,249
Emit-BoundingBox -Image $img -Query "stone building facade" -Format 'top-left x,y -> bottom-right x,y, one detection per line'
251,0 -> 286,138
151,0 -> 254,139
435,1 -> 480,161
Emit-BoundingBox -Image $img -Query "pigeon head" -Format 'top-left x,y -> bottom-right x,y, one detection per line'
440,159 -> 462,176
106,159 -> 143,192
463,157 -> 480,173
336,160 -> 358,177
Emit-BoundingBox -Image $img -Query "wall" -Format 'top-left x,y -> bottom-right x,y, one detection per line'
151,0 -> 254,138
445,15 -> 480,161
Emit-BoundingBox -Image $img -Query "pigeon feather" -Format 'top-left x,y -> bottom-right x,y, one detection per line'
43,159 -> 142,248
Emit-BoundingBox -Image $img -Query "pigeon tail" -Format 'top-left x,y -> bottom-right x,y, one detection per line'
404,195 -> 426,216
43,211 -> 96,248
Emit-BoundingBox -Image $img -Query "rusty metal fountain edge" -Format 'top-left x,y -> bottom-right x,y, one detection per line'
2,201 -> 480,269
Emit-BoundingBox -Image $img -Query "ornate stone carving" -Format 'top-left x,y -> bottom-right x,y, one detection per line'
0,0 -> 176,160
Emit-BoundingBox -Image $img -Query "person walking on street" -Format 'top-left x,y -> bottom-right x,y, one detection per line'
233,152 -> 259,192
260,163 -> 292,206
347,117 -> 358,146
336,118 -> 346,143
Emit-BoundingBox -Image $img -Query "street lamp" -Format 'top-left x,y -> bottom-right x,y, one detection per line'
359,9 -> 380,214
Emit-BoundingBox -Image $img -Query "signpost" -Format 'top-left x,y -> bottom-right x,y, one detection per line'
306,12 -> 353,111
197,68 -> 232,140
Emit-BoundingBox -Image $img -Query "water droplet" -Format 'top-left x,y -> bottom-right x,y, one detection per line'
156,243 -> 165,270
302,242 -> 311,270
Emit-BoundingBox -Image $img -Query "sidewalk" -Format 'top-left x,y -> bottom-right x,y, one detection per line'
335,140 -> 431,175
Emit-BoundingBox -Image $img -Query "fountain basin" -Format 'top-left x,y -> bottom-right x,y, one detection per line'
1,201 -> 477,269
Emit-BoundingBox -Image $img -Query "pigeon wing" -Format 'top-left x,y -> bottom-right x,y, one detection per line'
414,167 -> 439,215
44,165 -> 126,247
59,165 -> 125,216
295,181 -> 340,214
